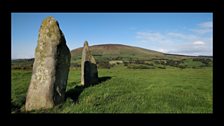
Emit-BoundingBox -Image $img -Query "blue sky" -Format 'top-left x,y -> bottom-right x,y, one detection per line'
12,13 -> 213,59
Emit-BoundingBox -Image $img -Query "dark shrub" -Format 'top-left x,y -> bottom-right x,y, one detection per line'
123,61 -> 129,66
178,64 -> 187,69
193,58 -> 212,67
158,66 -> 166,69
98,62 -> 112,69
127,64 -> 155,69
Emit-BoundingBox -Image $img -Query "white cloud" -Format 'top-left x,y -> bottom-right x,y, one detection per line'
193,41 -> 205,45
135,30 -> 212,56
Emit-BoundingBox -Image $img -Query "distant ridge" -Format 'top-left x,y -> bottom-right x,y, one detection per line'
70,44 -> 212,62
12,44 -> 212,61
164,53 -> 213,58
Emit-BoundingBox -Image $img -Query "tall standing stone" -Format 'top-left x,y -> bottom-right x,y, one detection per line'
81,41 -> 98,86
25,16 -> 71,111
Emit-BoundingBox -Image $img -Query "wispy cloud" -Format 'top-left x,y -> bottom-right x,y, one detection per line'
135,21 -> 213,56
168,43 -> 212,56
199,21 -> 213,28
192,21 -> 213,34
136,32 -> 170,43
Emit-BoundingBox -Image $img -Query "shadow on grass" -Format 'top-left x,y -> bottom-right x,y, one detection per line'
97,76 -> 112,84
65,76 -> 112,103
65,85 -> 84,103
11,98 -> 26,113
11,102 -> 21,113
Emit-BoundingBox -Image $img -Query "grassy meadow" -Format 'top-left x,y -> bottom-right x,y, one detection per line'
11,65 -> 212,113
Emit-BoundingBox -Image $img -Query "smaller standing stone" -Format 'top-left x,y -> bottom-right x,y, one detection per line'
81,41 -> 98,86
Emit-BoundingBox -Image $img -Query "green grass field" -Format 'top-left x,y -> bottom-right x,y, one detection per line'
11,65 -> 212,113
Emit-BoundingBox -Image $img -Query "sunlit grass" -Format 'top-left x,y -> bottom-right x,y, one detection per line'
11,66 -> 212,113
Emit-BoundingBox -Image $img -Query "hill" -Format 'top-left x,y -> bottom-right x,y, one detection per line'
12,44 -> 213,69
70,44 -> 212,69
71,44 -> 165,61
71,44 -> 213,61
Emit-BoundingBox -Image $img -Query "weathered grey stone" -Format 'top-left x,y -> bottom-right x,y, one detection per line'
81,41 -> 98,86
25,16 -> 71,111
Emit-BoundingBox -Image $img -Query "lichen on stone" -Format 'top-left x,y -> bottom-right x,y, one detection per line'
25,16 -> 71,111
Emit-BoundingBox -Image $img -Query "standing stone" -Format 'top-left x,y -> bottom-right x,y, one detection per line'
25,16 -> 71,111
81,41 -> 98,86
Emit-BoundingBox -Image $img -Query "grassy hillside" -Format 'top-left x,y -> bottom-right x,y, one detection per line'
11,44 -> 213,113
12,65 -> 212,113
71,44 -> 165,61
